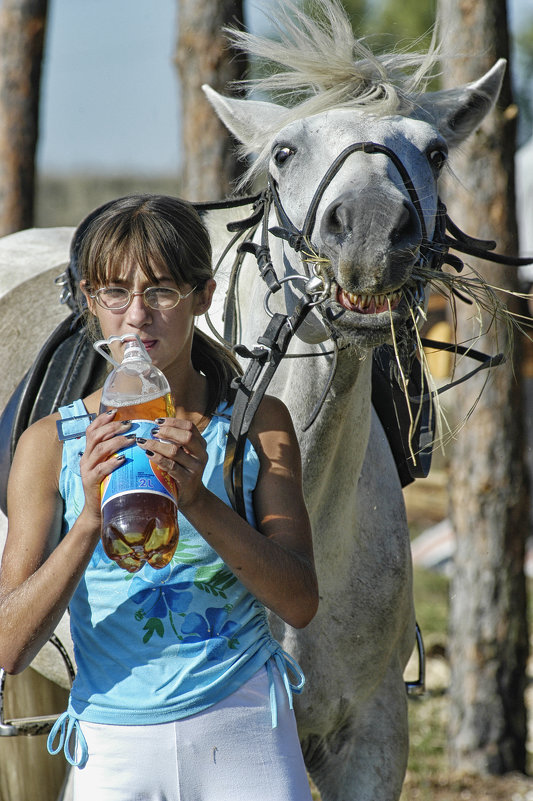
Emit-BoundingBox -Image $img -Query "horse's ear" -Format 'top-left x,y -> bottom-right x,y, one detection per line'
202,85 -> 287,147
414,59 -> 506,148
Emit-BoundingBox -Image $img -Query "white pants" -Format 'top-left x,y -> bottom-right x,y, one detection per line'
72,665 -> 312,801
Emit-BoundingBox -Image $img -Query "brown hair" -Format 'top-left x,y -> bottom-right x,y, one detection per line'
76,194 -> 241,415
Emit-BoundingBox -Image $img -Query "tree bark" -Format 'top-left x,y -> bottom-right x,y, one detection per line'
175,0 -> 246,201
0,0 -> 48,236
438,0 -> 530,774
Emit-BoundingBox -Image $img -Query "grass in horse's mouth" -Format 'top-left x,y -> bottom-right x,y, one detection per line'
336,286 -> 402,314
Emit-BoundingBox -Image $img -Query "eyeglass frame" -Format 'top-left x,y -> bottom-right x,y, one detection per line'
88,284 -> 197,311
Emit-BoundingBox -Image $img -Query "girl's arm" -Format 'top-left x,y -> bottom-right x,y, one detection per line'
0,410 -> 135,673
137,396 -> 319,628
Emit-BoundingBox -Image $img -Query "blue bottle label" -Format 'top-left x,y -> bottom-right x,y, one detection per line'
101,420 -> 178,509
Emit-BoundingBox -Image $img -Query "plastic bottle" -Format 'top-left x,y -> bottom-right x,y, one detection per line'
94,334 -> 179,572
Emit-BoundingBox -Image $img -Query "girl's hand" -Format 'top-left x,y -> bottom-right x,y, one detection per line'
135,418 -> 209,509
79,410 -> 135,522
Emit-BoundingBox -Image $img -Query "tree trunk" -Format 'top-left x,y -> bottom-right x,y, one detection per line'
175,0 -> 245,201
438,0 -> 530,774
0,0 -> 48,236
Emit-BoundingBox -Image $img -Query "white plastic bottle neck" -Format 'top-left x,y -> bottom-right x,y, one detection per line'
122,339 -> 150,365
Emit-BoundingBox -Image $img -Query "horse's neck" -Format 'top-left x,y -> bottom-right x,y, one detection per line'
274,343 -> 373,513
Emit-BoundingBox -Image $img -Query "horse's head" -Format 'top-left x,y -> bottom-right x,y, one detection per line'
205,62 -> 504,350
203,0 -> 506,350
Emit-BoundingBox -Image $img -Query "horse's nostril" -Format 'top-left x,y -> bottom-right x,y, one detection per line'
391,202 -> 420,246
325,202 -> 346,236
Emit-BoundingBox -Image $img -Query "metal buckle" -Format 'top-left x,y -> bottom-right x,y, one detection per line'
56,413 -> 96,441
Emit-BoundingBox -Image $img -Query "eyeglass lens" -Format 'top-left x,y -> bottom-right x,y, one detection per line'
94,286 -> 187,310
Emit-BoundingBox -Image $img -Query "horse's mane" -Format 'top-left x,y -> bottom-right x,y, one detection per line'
225,0 -> 441,182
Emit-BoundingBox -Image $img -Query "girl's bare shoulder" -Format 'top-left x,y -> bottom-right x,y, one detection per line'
249,394 -> 294,434
247,394 -> 301,467
13,412 -> 63,476
19,410 -> 61,443
5,412 -> 65,558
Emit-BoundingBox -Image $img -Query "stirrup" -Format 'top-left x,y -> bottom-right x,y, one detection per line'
0,635 -> 75,737
405,622 -> 425,696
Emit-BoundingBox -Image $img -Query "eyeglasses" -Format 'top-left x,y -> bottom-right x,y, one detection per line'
90,285 -> 196,311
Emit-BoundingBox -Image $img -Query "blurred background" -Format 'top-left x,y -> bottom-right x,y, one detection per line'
32,0 -> 533,226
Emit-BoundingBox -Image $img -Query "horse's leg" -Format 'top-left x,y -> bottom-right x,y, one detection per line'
301,409 -> 414,801
303,662 -> 409,801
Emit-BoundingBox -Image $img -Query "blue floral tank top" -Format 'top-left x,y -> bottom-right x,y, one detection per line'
47,399 -> 304,767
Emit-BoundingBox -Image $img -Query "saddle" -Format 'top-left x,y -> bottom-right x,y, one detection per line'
0,202 -> 114,516
0,313 -> 108,513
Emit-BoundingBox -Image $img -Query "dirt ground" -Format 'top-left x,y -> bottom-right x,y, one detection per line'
311,765 -> 533,800
402,772 -> 533,801
400,651 -> 533,801
399,471 -> 533,801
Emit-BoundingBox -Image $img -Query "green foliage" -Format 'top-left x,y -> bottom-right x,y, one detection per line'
369,0 -> 436,47
322,0 -> 437,51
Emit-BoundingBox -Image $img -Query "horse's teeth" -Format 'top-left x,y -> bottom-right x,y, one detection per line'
339,287 -> 402,310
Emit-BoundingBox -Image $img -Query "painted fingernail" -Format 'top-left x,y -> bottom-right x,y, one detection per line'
155,418 -> 165,424
115,453 -> 126,460
106,409 -> 116,415
136,437 -> 147,444
125,434 -> 136,440
151,427 -> 160,436
121,420 -> 131,426
145,450 -> 155,457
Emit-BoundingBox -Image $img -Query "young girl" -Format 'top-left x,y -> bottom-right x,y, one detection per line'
0,194 -> 318,800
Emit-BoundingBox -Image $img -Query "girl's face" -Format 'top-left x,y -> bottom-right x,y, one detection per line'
81,262 -> 215,376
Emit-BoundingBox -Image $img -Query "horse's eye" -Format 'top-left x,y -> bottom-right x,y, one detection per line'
428,148 -> 447,173
273,146 -> 295,166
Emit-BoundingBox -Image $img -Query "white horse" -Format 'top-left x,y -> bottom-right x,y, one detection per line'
0,2 -> 509,799
197,3 -> 506,797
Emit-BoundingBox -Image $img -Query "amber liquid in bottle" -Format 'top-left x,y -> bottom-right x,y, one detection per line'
100,393 -> 179,573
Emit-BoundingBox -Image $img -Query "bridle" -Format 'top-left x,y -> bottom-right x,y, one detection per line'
203,139 -> 532,518
269,140 -> 429,253
221,141 -> 435,341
